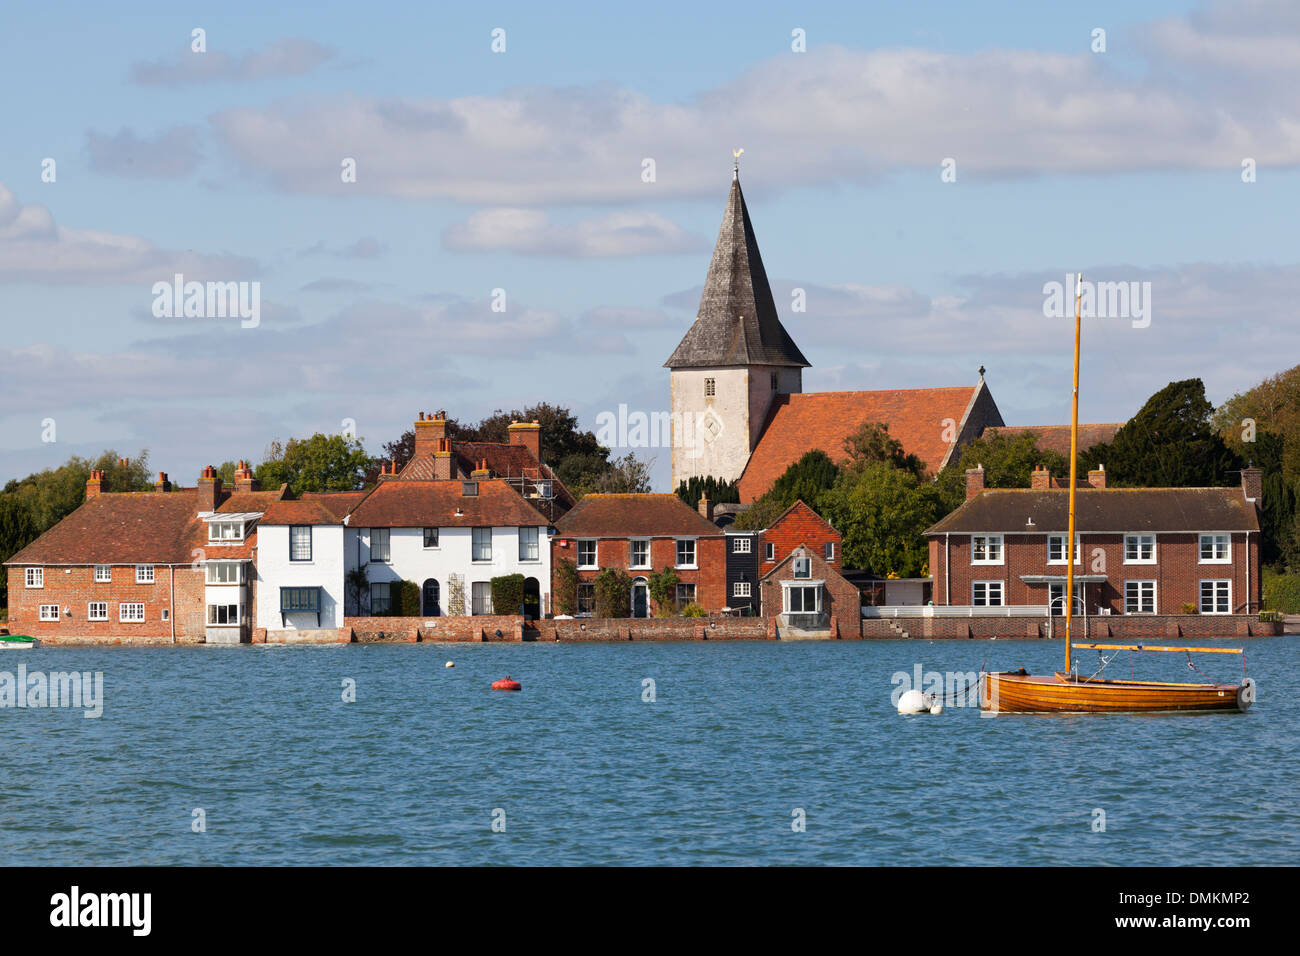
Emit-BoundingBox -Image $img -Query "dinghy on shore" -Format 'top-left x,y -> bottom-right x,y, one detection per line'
0,635 -> 38,649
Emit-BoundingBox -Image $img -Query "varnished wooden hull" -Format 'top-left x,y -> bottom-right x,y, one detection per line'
980,671 -> 1251,714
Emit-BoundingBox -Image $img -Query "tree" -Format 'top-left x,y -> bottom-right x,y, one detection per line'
734,450 -> 840,530
592,454 -> 654,494
647,567 -> 680,617
675,476 -> 740,507
256,434 -> 372,494
0,496 -> 37,608
553,558 -> 579,616
819,462 -> 944,577
842,422 -> 925,478
937,429 -> 1068,513
1080,379 -> 1241,487
593,568 -> 632,618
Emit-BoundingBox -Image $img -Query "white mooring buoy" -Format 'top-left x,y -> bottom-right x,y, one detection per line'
897,689 -> 941,714
445,661 -> 454,668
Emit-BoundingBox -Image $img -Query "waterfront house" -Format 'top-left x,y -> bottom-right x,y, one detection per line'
924,464 -> 1263,616
759,542 -> 861,639
553,493 -> 725,616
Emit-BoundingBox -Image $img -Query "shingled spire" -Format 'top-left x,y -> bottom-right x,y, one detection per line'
664,174 -> 809,369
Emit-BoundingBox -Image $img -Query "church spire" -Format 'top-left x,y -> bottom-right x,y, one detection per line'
663,167 -> 809,370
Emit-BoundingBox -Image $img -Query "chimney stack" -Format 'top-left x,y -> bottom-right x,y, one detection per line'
233,460 -> 260,493
1241,465 -> 1263,507
698,494 -> 714,522
197,465 -> 222,513
1087,465 -> 1107,489
471,458 -> 491,479
86,470 -> 104,500
432,437 -> 454,480
965,465 -> 985,500
155,471 -> 171,494
508,419 -> 542,462
413,410 -> 447,462
1031,465 -> 1051,491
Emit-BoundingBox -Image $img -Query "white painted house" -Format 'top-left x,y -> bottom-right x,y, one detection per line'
254,495 -> 361,636
343,478 -> 552,618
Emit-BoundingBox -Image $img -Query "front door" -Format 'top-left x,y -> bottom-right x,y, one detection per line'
632,580 -> 648,618
422,578 -> 441,617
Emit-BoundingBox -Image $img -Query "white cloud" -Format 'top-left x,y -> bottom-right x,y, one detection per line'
0,183 -> 257,284
131,38 -> 334,86
443,208 -> 706,256
86,127 -> 204,179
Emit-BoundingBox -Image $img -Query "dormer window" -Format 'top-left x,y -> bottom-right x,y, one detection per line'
209,520 -> 244,542
462,481 -> 479,497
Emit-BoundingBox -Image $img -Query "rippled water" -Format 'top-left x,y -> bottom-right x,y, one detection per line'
1,637 -> 1294,865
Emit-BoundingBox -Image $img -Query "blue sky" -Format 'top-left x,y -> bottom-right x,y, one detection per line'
2,0 -> 1298,489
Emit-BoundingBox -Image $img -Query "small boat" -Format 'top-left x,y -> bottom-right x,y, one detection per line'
0,635 -> 38,650
980,273 -> 1256,714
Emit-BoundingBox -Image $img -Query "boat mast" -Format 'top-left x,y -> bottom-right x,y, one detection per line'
1065,272 -> 1082,675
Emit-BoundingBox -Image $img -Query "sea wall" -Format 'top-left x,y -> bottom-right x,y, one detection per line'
860,613 -> 1282,640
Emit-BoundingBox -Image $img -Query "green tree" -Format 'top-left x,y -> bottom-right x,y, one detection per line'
592,453 -> 654,494
819,462 -> 944,577
256,434 -> 372,494
937,429 -> 1068,513
1080,379 -> 1241,487
553,558 -> 579,616
647,567 -> 680,617
734,450 -> 840,530
674,475 -> 740,507
842,422 -> 926,478
593,568 -> 632,618
490,574 -> 526,615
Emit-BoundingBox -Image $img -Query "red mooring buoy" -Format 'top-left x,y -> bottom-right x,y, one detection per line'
491,676 -> 522,692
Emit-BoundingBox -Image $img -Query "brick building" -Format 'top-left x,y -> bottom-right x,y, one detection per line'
553,493 -> 725,616
925,464 -> 1264,616
759,543 -> 861,639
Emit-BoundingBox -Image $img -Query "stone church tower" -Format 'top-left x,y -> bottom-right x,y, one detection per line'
665,170 -> 809,489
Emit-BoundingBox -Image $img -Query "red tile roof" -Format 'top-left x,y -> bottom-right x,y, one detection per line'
261,499 -> 347,526
214,486 -> 288,513
345,479 -> 549,528
298,491 -> 368,520
555,494 -> 721,538
982,423 -> 1123,459
398,441 -> 575,510
737,387 -> 980,502
5,492 -> 205,566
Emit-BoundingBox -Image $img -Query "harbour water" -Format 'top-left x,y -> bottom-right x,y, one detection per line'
1,637 -> 1294,865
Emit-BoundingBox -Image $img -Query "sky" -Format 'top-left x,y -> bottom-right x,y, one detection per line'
2,0 -> 1299,490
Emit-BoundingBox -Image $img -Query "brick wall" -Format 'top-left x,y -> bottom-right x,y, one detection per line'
759,546 -> 861,638
343,615 -> 525,642
860,613 -> 1280,639
554,535 -> 727,613
537,618 -> 769,642
928,531 -> 1261,614
5,564 -> 206,644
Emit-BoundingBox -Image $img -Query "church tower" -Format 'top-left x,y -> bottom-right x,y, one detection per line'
665,167 -> 809,490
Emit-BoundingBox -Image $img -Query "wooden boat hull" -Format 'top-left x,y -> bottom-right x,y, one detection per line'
980,671 -> 1251,714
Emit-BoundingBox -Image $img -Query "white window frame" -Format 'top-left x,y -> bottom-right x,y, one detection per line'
675,538 -> 697,570
793,556 -> 812,579
733,581 -> 752,598
783,583 -> 821,613
471,581 -> 493,616
1123,533 -> 1157,565
971,535 -> 1004,565
576,539 -> 597,569
1199,534 -> 1231,564
289,525 -> 313,562
25,567 -> 43,588
972,580 -> 1004,607
209,520 -> 245,543
94,565 -> 111,583
39,604 -> 60,622
825,541 -> 835,562
119,602 -> 145,623
1199,579 -> 1231,615
205,562 -> 242,585
518,526 -> 540,562
1125,580 -> 1157,614
765,542 -> 775,562
629,538 -> 650,569
87,601 -> 108,622
733,537 -> 751,554
370,528 -> 391,563
1048,582 -> 1083,616
1047,535 -> 1082,565
135,564 -> 155,584
207,603 -> 241,626
472,527 -> 493,563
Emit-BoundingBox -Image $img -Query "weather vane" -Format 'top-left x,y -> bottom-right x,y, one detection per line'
733,147 -> 744,179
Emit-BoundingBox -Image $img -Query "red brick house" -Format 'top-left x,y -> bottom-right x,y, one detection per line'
5,465 -> 286,643
925,464 -> 1264,617
553,494 -> 725,616
759,543 -> 861,639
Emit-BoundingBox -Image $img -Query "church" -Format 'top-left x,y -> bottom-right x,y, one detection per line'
665,168 -> 1007,502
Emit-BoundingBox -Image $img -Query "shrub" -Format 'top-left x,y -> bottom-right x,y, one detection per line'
594,568 -> 632,618
490,574 -> 525,616
682,602 -> 707,618
1180,602 -> 1198,615
647,567 -> 679,615
390,580 -> 421,616
553,558 -> 578,616
1263,570 -> 1300,614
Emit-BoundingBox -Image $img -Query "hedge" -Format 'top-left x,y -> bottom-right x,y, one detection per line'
1263,570 -> 1300,614
490,574 -> 525,616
